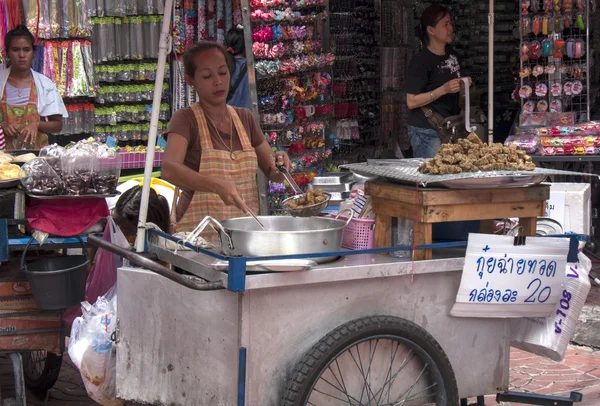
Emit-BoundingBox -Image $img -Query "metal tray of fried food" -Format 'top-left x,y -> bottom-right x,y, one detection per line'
341,160 -> 596,189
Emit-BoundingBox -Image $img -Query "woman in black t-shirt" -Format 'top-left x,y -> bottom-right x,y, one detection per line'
406,5 -> 470,158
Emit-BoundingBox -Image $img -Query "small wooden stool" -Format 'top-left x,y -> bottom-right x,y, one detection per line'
366,182 -> 550,260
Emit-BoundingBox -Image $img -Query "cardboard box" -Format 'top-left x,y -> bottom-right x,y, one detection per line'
0,310 -> 63,352
0,263 -> 38,310
543,183 -> 592,235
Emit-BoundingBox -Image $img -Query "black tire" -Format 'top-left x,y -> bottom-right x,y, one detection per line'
23,350 -> 63,394
283,315 -> 459,406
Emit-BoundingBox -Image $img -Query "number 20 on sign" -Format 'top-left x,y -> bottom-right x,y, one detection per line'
450,234 -> 570,318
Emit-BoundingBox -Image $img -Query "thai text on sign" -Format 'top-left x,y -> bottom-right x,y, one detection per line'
451,234 -> 570,318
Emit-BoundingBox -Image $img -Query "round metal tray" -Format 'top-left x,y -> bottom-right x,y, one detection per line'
0,179 -> 20,189
434,174 -> 548,189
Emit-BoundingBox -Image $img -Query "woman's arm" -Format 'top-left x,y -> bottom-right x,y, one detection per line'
38,115 -> 62,134
162,133 -> 248,212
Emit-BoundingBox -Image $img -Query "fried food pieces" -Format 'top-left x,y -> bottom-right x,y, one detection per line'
418,133 -> 536,174
0,163 -> 21,180
285,188 -> 328,208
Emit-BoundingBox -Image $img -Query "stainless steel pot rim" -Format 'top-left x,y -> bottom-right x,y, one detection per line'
220,215 -> 349,234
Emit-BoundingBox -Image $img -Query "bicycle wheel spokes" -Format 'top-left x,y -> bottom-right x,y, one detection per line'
306,337 -> 440,406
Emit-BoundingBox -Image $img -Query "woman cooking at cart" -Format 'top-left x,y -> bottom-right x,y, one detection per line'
163,41 -> 290,235
405,5 -> 470,158
0,25 -> 67,150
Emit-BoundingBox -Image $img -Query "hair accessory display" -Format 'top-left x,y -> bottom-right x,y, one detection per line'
537,99 -> 549,112
550,99 -> 563,112
535,83 -> 548,97
532,65 -> 544,77
551,82 -> 563,97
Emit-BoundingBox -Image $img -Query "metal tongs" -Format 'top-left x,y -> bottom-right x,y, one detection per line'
246,207 -> 266,230
277,164 -> 304,195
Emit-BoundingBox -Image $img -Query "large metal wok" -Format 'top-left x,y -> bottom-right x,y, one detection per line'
188,211 -> 353,263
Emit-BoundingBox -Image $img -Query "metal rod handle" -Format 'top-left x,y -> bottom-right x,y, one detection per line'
87,235 -> 224,291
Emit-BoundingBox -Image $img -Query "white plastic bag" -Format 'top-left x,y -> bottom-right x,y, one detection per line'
68,287 -> 123,405
510,252 -> 592,361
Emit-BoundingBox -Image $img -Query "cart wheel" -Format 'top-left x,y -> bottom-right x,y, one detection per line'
23,350 -> 63,394
283,316 -> 458,406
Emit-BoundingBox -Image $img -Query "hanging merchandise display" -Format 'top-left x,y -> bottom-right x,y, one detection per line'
247,0 -> 335,214
517,0 -> 590,128
24,0 -> 92,39
36,40 -> 98,98
90,16 -> 163,62
329,0 -> 381,164
171,0 -> 242,110
90,1 -> 171,151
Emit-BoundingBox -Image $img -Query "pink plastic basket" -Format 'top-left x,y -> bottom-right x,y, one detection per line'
340,217 -> 376,250
120,152 -> 164,169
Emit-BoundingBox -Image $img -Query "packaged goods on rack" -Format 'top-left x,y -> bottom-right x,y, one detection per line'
95,104 -> 170,125
517,0 -> 590,125
61,104 -> 96,136
94,122 -> 168,143
504,134 -> 541,154
25,0 -> 92,39
94,84 -> 169,104
37,40 -> 97,98
329,0 -> 382,154
95,63 -> 170,83
90,16 -> 162,63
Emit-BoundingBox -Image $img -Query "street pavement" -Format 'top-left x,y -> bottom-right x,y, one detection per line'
0,344 -> 596,406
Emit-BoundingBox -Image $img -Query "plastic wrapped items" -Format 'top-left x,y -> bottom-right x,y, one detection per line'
68,288 -> 123,406
511,252 -> 592,361
19,158 -> 66,196
39,144 -> 66,178
61,143 -> 98,195
94,146 -> 121,194
504,135 -> 540,154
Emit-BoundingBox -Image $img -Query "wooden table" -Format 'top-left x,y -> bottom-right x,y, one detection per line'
366,182 -> 550,260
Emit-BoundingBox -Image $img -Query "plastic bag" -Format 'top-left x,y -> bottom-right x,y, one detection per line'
63,217 -> 129,325
510,252 -> 592,361
19,158 -> 66,196
62,142 -> 97,195
39,144 -> 66,178
68,287 -> 123,406
95,145 -> 122,194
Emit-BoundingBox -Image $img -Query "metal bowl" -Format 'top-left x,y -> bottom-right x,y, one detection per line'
281,192 -> 331,217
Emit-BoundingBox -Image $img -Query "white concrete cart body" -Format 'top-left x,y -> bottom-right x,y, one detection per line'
115,242 -> 510,406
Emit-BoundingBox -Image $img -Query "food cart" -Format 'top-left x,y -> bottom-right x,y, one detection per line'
95,161 -> 593,406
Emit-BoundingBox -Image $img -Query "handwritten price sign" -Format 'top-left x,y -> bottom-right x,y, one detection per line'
451,234 -> 570,318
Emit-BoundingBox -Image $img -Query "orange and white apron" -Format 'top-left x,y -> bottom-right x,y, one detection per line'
0,80 -> 48,150
175,104 -> 260,237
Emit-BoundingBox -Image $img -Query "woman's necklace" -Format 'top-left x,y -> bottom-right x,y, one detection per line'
205,112 -> 236,160
8,75 -> 31,97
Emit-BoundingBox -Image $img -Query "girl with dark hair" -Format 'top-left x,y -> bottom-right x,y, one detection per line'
0,25 -> 67,150
113,185 -> 171,244
225,26 -> 251,109
405,5 -> 470,158
163,41 -> 290,236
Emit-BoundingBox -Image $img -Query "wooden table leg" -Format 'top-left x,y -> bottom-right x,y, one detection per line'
375,214 -> 392,254
479,220 -> 496,235
413,222 -> 432,261
519,217 -> 538,236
